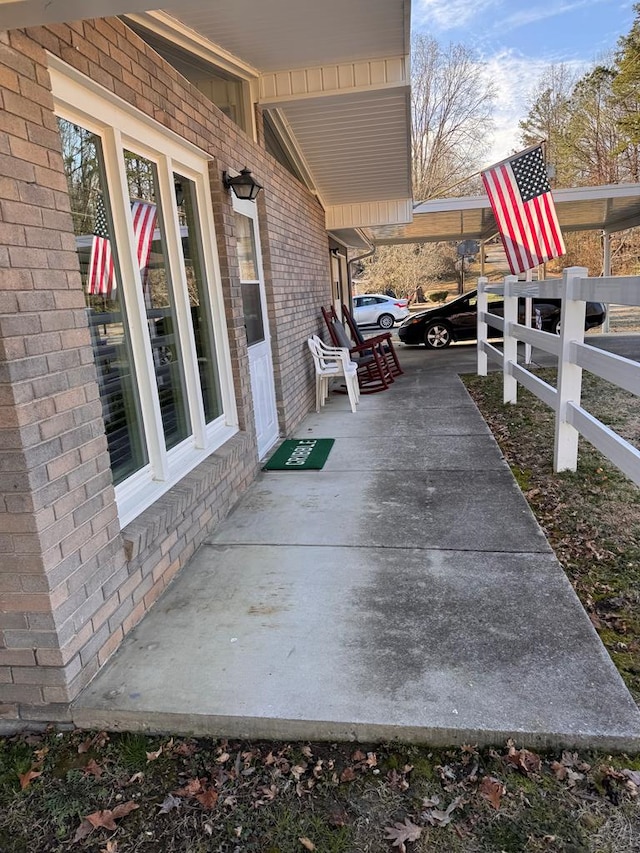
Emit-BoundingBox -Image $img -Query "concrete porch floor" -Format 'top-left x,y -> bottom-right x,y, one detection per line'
73,341 -> 640,751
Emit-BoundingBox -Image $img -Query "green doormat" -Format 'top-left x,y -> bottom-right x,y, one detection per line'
263,438 -> 335,471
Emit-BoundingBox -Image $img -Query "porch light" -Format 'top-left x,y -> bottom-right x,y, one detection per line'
223,167 -> 263,201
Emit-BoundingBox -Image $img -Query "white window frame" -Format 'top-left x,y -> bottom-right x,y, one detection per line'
49,56 -> 238,527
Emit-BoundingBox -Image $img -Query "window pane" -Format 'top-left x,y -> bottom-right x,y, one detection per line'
58,118 -> 147,485
235,212 -> 258,280
175,174 -> 222,422
234,212 -> 264,345
124,152 -> 191,450
241,283 -> 264,346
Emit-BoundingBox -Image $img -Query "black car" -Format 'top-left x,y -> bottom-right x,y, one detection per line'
397,289 -> 607,349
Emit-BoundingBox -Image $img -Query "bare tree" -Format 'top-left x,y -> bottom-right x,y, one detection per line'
411,34 -> 495,201
519,63 -> 577,186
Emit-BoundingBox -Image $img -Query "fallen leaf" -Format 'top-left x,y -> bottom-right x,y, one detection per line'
216,751 -> 231,764
195,788 -> 219,810
100,841 -> 118,853
384,817 -> 422,852
551,761 -> 567,781
340,766 -> 356,783
624,769 -> 640,786
86,801 -> 139,831
146,746 -> 163,762
127,771 -> 145,785
479,776 -> 504,810
34,746 -> 49,763
173,740 -> 197,757
352,749 -> 367,762
84,759 -> 104,778
422,795 -> 464,827
299,837 -> 316,851
175,778 -> 204,797
301,745 -> 313,759
18,769 -> 42,790
73,821 -> 93,843
505,746 -> 541,775
158,794 -> 181,814
257,785 -> 277,802
565,768 -> 584,788
387,768 -> 410,791
291,763 -> 308,780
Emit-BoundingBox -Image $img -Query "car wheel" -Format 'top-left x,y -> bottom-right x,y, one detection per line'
378,313 -> 394,329
554,319 -> 561,335
424,321 -> 452,348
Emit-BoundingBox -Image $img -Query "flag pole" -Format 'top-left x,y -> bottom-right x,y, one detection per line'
423,140 -> 548,201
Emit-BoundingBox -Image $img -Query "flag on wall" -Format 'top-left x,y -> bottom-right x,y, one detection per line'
481,144 -> 565,275
88,196 -> 158,297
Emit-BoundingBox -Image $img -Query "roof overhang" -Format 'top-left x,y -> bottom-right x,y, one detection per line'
1,0 -> 413,237
363,183 -> 640,245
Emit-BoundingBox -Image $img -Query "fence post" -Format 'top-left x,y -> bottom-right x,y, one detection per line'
503,275 -> 518,404
554,266 -> 587,473
477,276 -> 489,376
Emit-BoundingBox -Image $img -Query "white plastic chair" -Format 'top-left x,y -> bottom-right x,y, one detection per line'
307,335 -> 359,413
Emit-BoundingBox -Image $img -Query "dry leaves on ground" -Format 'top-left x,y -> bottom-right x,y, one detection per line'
384,816 -> 423,851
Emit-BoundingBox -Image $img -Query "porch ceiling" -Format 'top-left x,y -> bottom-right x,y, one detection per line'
363,183 -> 640,245
1,0 -> 413,231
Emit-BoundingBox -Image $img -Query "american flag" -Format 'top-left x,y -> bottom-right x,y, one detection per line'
88,196 -> 158,297
481,144 -> 565,275
88,193 -> 114,296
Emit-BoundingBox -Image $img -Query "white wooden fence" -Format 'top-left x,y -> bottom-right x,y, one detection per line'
476,266 -> 640,487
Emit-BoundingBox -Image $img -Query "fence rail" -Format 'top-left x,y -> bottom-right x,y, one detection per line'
477,266 -> 640,488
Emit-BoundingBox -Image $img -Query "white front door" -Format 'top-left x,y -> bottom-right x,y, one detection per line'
233,198 -> 279,458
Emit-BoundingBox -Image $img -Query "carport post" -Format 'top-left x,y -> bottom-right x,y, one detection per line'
503,275 -> 518,404
553,267 -> 587,473
602,230 -> 612,333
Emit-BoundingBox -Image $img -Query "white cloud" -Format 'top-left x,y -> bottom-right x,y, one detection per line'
500,0 -> 610,32
412,0 -> 499,32
479,50 -> 586,164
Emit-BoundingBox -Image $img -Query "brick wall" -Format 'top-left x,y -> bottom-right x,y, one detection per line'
0,18 -> 332,727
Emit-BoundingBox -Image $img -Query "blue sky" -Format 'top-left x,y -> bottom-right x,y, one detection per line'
413,0 -> 636,163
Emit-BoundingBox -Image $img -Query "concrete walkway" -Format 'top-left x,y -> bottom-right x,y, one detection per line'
74,341 -> 640,751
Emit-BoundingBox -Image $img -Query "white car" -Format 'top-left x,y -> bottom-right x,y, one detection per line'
352,293 -> 410,329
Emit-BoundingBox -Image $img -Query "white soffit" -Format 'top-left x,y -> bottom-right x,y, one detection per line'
2,0 -> 413,231
364,183 -> 640,245
134,1 -> 413,223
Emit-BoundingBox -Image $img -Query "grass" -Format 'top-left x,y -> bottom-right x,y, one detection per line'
3,366 -> 640,851
3,732 -> 640,852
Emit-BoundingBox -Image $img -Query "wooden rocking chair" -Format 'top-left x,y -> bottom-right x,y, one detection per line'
321,305 -> 392,393
340,303 -> 404,378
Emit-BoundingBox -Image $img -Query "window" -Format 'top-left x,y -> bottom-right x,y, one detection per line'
124,22 -> 253,136
234,212 -> 264,347
58,121 -> 147,485
53,63 -> 237,526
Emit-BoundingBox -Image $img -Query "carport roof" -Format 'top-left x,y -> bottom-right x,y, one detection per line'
361,182 -> 640,245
